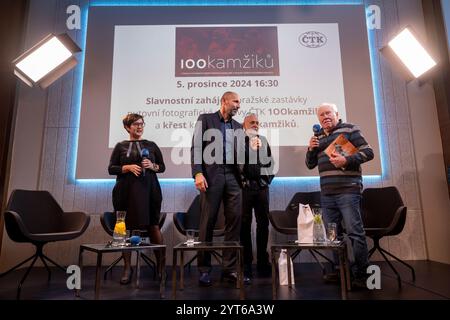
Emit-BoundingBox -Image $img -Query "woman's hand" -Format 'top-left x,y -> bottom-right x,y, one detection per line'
141,158 -> 152,169
142,159 -> 159,172
122,164 -> 142,176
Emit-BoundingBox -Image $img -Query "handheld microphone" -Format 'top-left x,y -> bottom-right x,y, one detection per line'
312,124 -> 321,137
141,148 -> 150,176
248,133 -> 261,152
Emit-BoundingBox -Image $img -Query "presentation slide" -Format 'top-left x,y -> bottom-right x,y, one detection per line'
76,6 -> 381,179
109,23 -> 346,148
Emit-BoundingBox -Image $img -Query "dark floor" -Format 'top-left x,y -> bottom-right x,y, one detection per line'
0,260 -> 449,301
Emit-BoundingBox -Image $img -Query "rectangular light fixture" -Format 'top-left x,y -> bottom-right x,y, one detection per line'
13,33 -> 81,88
387,27 -> 437,79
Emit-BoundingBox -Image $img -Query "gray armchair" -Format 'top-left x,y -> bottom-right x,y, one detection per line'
0,189 -> 90,299
362,186 -> 415,287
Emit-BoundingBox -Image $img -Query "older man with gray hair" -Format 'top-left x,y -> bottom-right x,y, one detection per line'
305,102 -> 373,288
240,112 -> 274,280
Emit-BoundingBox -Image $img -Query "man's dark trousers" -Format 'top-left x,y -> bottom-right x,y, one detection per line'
241,185 -> 270,270
198,165 -> 242,273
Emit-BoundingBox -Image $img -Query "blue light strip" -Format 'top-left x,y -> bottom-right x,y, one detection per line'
73,0 -> 385,185
69,3 -> 90,185
90,0 -> 363,6
365,5 -> 385,182
77,179 -> 115,184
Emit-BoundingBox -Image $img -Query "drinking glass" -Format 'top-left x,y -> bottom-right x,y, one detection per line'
327,223 -> 337,243
186,229 -> 196,246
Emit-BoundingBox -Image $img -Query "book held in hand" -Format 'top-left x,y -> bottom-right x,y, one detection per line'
324,134 -> 358,158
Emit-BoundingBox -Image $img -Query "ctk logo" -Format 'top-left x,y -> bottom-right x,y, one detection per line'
298,31 -> 327,48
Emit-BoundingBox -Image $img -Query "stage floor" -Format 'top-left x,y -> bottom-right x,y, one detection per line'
0,260 -> 448,300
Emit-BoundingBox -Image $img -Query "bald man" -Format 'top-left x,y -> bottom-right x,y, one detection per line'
191,91 -> 250,287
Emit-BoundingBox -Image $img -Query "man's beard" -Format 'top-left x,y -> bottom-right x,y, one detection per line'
246,128 -> 258,137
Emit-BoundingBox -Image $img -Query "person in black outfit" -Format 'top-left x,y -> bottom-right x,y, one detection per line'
241,113 -> 274,279
191,91 -> 250,286
108,113 -> 165,284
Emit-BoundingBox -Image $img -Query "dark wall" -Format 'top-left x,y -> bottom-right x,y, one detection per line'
0,0 -> 29,254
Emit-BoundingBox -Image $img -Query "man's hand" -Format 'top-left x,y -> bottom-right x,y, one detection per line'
250,136 -> 262,151
122,164 -> 142,176
308,136 -> 319,151
195,173 -> 208,192
329,151 -> 347,168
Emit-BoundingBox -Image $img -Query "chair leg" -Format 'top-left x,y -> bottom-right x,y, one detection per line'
41,254 -> 66,272
368,246 -> 376,259
291,249 -> 301,260
368,238 -> 380,259
0,254 -> 36,278
39,253 -> 67,283
17,254 -> 39,300
141,254 -> 156,269
211,251 -> 222,265
311,249 -> 335,265
183,254 -> 198,272
142,253 -> 167,282
377,248 -> 402,288
39,255 -> 52,282
103,256 -> 123,280
141,253 -> 157,280
2,245 -> 66,299
309,250 -> 327,275
379,247 -> 416,282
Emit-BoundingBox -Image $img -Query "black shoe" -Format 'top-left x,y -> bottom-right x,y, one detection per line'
323,271 -> 339,283
221,272 -> 251,285
198,272 -> 212,287
120,268 -> 133,285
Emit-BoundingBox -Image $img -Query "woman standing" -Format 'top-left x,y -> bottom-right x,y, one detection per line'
108,113 -> 165,284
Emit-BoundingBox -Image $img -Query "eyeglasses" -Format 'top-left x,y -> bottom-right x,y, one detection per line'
131,122 -> 145,127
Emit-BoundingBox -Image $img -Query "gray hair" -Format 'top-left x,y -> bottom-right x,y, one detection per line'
244,112 -> 258,120
318,102 -> 338,113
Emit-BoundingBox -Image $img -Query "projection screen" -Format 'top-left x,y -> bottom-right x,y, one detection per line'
77,5 -> 381,179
